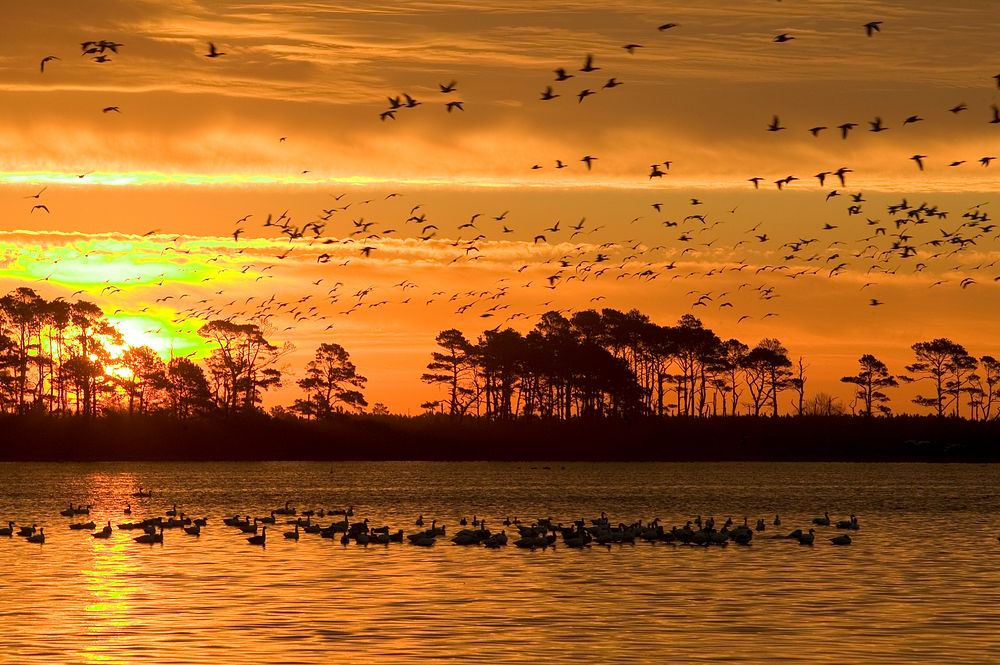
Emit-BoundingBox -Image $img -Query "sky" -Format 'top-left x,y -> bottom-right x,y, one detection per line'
0,0 -> 998,413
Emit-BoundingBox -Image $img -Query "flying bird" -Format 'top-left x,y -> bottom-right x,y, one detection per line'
864,21 -> 882,37
31,204 -> 50,213
580,54 -> 599,72
767,115 -> 785,132
540,86 -> 558,101
658,23 -> 678,31
439,81 -> 457,93
773,34 -> 795,43
910,154 -> 926,171
102,106 -> 120,113
206,42 -> 225,58
40,55 -> 59,73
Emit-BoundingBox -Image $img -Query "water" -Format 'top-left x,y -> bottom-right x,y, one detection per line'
1,462 -> 999,664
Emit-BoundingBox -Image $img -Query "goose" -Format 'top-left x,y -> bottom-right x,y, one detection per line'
415,515 -> 424,527
73,504 -> 91,515
755,518 -> 766,532
773,514 -> 781,526
259,512 -> 277,524
836,514 -> 860,530
60,504 -> 76,517
410,534 -> 435,547
184,524 -> 201,536
247,527 -> 266,545
830,534 -> 852,545
134,527 -> 163,544
28,528 -> 45,544
132,489 -> 152,498
274,501 -> 296,516
798,528 -> 815,545
70,521 -> 96,530
93,522 -> 113,539
284,525 -> 300,540
165,505 -> 178,517
123,505 -> 131,515
0,521 -> 14,536
812,512 -> 831,526
340,532 -> 350,546
355,532 -> 370,546
194,517 -> 208,527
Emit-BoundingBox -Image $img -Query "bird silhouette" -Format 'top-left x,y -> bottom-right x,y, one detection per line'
206,42 -> 225,58
773,34 -> 795,43
40,55 -> 59,73
580,54 -> 599,72
864,21 -> 882,36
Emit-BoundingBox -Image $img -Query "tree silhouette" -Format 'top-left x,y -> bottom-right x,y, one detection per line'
199,320 -> 285,413
291,342 -> 367,418
972,356 -> 1000,420
742,339 -> 792,417
421,329 -> 476,418
164,357 -> 213,419
904,338 -> 974,417
120,345 -> 166,415
840,354 -> 898,416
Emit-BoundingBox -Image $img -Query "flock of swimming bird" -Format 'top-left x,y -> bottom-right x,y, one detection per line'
0,491 -> 873,550
16,14 -> 1000,349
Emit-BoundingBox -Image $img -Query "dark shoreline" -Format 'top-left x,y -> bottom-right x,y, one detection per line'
1,414 -> 998,462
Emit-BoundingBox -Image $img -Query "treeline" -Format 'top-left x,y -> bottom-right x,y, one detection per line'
1,287 -> 997,424
421,309 -> 1000,421
0,287 -> 368,419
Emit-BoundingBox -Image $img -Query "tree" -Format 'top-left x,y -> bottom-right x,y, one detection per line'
421,329 -> 476,418
840,354 -> 897,417
120,346 -> 166,415
742,339 -> 793,417
199,320 -> 286,413
903,338 -> 973,417
973,356 -> 1000,420
292,342 -> 367,418
163,357 -> 213,419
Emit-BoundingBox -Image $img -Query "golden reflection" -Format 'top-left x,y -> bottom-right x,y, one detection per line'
75,473 -> 143,664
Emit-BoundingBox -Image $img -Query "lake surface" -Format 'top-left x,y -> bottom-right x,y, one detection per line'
1,461 -> 999,664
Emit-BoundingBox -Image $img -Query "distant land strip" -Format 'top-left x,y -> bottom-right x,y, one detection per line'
1,414 -> 998,462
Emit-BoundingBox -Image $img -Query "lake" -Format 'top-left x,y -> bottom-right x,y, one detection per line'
1,461 -> 998,663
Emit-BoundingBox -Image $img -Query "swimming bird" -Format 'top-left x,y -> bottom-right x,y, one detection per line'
830,534 -> 852,545
0,521 -> 13,536
28,528 -> 45,544
248,526 -> 267,545
812,512 -> 831,526
798,529 -> 815,545
284,524 -> 300,540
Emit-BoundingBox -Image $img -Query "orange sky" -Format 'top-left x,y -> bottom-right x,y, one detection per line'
0,0 -> 998,413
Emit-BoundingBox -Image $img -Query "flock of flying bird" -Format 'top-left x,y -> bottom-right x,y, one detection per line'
15,16 -> 1000,367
